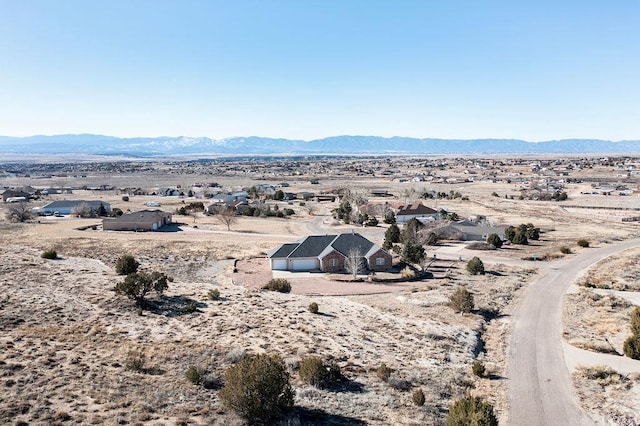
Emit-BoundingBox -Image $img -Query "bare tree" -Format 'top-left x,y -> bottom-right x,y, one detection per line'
303,201 -> 318,216
344,247 -> 365,280
402,187 -> 417,206
6,202 -> 33,222
72,202 -> 94,218
217,207 -> 238,231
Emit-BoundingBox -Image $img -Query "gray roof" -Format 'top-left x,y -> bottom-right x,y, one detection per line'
109,210 -> 170,223
42,200 -> 111,209
289,235 -> 337,258
270,243 -> 299,258
331,233 -> 374,257
269,233 -> 387,260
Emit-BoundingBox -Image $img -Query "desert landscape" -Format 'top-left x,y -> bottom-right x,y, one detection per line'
1,155 -> 639,425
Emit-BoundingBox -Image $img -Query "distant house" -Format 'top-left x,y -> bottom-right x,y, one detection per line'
1,189 -> 30,202
268,232 -> 392,273
444,220 -> 507,241
103,210 -> 172,232
205,192 -> 248,213
396,202 -> 438,224
296,192 -> 315,201
40,200 -> 111,216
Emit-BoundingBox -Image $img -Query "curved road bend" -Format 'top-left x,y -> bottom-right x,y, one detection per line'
508,238 -> 640,426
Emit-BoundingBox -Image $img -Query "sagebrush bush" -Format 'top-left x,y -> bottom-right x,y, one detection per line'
445,395 -> 498,426
466,257 -> 485,275
472,361 -> 485,377
449,287 -> 474,314
185,301 -> 198,313
412,388 -> 426,406
376,363 -> 392,382
218,354 -> 294,424
623,307 -> 640,359
299,357 -> 342,389
631,307 -> 640,336
577,239 -> 590,248
125,349 -> 146,372
41,249 -> 57,259
185,365 -> 202,385
262,278 -> 291,293
308,302 -> 319,314
115,255 -> 139,275
115,271 -> 169,307
560,246 -> 571,254
208,288 -> 220,300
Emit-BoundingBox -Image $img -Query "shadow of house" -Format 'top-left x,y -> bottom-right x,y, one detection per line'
103,210 -> 172,231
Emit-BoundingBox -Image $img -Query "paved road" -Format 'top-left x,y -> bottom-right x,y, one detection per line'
508,238 -> 640,426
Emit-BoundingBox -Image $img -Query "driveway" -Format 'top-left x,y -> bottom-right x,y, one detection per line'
507,238 -> 640,426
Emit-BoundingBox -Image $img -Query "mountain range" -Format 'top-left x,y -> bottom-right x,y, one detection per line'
0,134 -> 639,156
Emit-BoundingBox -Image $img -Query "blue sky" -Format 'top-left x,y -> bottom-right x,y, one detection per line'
1,1 -> 638,141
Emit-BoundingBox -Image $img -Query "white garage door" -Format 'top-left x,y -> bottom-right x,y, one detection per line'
291,258 -> 318,271
271,259 -> 288,270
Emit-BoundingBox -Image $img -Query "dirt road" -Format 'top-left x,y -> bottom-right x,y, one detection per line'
507,238 -> 640,426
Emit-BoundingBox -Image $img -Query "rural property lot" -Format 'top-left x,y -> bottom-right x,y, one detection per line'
1,155 -> 640,424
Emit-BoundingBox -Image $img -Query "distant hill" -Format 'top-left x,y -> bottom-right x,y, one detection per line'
0,134 -> 639,156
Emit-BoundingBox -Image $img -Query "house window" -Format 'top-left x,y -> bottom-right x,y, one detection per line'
330,258 -> 339,267
376,257 -> 386,266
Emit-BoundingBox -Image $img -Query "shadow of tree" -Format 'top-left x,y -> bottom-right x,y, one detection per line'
285,406 -> 367,425
145,295 -> 207,317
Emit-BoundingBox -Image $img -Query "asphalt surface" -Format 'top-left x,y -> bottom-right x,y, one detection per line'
507,238 -> 640,426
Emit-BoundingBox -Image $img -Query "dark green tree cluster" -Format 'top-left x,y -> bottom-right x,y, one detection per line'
383,223 -> 400,250
334,200 -> 353,223
401,240 -> 425,265
623,307 -> 640,360
504,223 -> 539,245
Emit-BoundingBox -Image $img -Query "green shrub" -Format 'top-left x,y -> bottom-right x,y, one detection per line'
218,354 -> 293,424
115,271 -> 169,307
125,348 -> 146,372
376,363 -> 392,382
185,301 -> 198,313
512,231 -> 528,245
208,288 -> 220,300
308,302 -> 319,314
631,307 -> 640,336
504,226 -> 516,242
299,357 -> 342,389
115,255 -> 139,275
623,335 -> 640,360
185,366 -> 202,385
263,278 -> 291,293
486,233 -> 502,248
445,395 -> 498,426
472,361 -> 485,377
449,287 -> 474,314
560,246 -> 571,254
122,195 -> 129,201
41,249 -> 57,259
466,257 -> 485,275
577,239 -> 590,248
412,388 -> 425,406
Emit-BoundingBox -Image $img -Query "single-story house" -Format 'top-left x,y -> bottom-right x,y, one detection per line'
396,202 -> 439,224
268,232 -> 392,273
445,220 -> 507,242
1,189 -> 30,202
103,209 -> 172,231
40,200 -> 111,216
